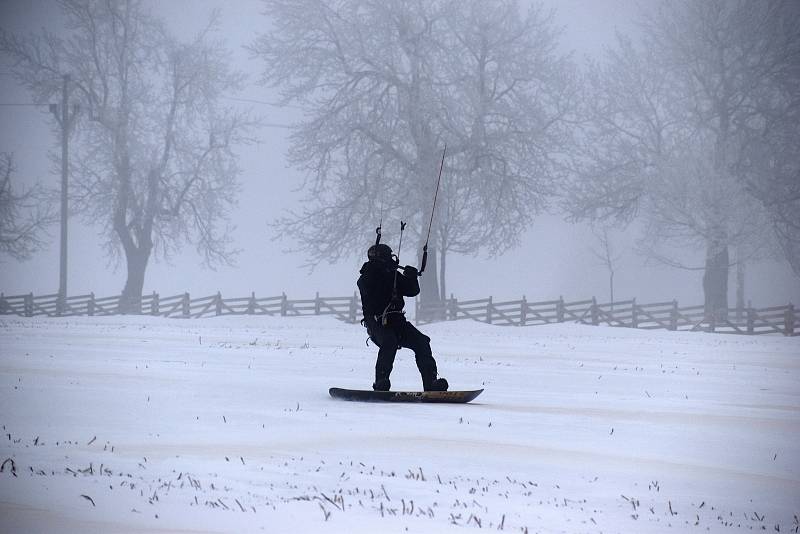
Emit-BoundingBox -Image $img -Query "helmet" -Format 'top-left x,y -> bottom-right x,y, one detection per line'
367,243 -> 393,262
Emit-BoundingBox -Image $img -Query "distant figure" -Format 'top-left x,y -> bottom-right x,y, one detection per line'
357,243 -> 448,392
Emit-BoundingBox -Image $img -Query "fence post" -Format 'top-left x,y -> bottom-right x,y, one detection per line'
747,304 -> 754,334
0,292 -> 4,315
281,292 -> 287,316
785,304 -> 795,336
248,292 -> 255,315
315,292 -> 321,315
449,294 -> 457,321
182,292 -> 190,318
520,295 -> 527,326
670,300 -> 678,331
349,292 -> 357,323
591,297 -> 598,326
486,296 -> 493,324
631,298 -> 638,329
25,293 -> 33,317
88,292 -> 95,316
215,291 -> 222,316
152,292 -> 159,316
557,296 -> 564,323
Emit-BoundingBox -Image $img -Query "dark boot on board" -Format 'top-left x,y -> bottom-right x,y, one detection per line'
422,376 -> 448,392
431,377 -> 449,391
373,378 -> 391,391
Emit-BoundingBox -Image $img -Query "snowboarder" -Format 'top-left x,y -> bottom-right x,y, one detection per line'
357,242 -> 448,392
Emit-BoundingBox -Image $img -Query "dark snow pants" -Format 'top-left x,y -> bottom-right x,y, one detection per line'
367,318 -> 438,389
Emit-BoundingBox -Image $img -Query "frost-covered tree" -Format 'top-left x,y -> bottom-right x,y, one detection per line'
565,0 -> 800,316
735,50 -> 800,278
1,0 -> 256,311
0,152 -> 54,260
251,0 -> 575,304
636,139 -> 773,315
740,126 -> 800,278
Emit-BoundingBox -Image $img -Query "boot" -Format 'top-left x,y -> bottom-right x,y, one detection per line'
422,375 -> 448,392
373,377 -> 391,391
431,377 -> 449,391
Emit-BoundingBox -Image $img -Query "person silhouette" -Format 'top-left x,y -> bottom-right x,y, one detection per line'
357,243 -> 448,392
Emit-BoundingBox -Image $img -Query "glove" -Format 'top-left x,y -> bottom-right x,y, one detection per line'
403,265 -> 418,278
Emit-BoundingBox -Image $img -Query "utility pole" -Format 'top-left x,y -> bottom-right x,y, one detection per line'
49,74 -> 79,314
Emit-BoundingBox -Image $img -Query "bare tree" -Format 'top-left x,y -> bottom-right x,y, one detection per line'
590,225 -> 620,307
0,153 -> 54,260
634,138 -> 772,315
1,0 -> 256,311
565,0 -> 799,317
736,43 -> 800,277
251,0 -> 575,305
742,134 -> 800,277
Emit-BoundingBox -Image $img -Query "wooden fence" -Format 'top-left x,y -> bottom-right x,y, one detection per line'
0,291 -> 360,324
0,291 -> 796,336
414,296 -> 798,336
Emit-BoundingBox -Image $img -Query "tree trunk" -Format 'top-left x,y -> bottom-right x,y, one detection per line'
439,248 -> 447,302
609,270 -> 614,311
736,253 -> 745,322
419,244 -> 441,321
703,242 -> 729,321
119,246 -> 151,314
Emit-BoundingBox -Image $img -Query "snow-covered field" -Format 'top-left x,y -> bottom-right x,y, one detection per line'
0,315 -> 798,533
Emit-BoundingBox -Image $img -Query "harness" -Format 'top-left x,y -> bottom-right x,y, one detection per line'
380,220 -> 407,327
378,309 -> 405,327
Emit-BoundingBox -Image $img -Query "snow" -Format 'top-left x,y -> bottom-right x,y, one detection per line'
1,315 -> 798,533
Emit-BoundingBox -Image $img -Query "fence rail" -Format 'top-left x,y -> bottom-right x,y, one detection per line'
415,295 -> 798,337
0,290 -> 362,325
0,290 -> 796,336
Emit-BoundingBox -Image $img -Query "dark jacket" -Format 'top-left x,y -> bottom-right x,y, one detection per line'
357,260 -> 420,319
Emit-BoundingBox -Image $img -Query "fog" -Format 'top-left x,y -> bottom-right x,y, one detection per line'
1,0 -> 798,308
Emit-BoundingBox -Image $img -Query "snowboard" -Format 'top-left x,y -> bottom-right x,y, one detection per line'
329,387 -> 483,404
